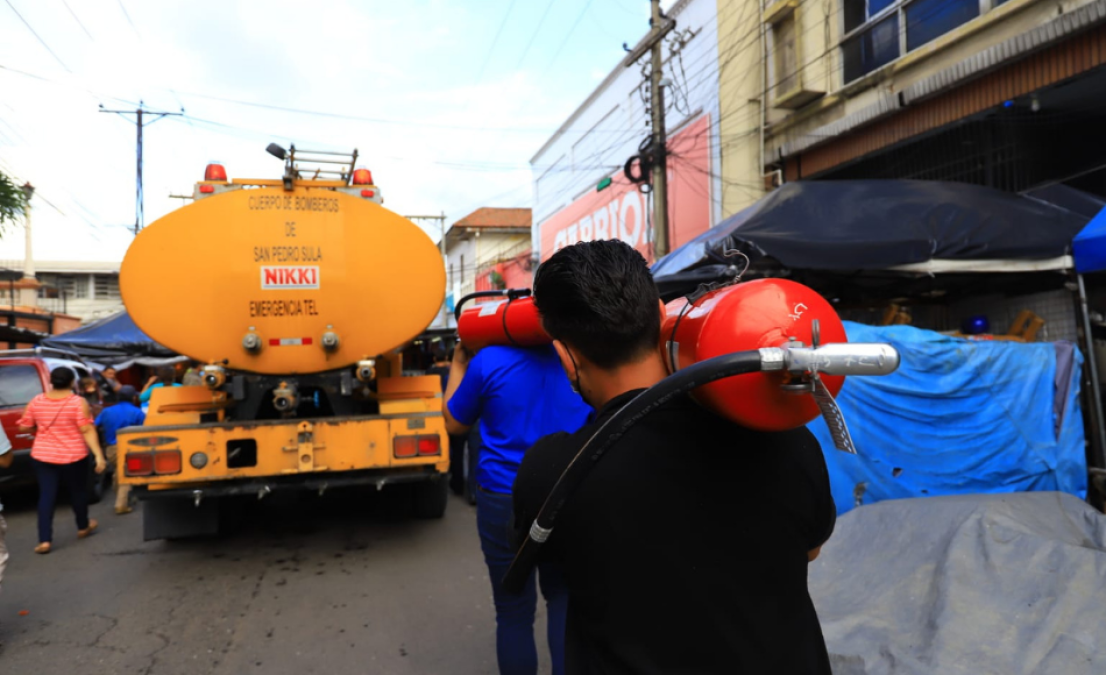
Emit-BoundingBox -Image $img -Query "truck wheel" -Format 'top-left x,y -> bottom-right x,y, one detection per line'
412,477 -> 448,519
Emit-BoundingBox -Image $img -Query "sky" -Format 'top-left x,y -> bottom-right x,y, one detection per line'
0,0 -> 667,265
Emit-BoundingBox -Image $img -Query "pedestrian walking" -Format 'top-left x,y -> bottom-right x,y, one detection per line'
79,376 -> 104,418
444,342 -> 592,675
514,240 -> 837,674
97,366 -> 122,405
95,385 -> 146,515
17,367 -> 109,554
0,424 -> 13,596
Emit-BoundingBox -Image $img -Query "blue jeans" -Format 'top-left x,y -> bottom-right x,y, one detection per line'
476,488 -> 568,675
34,457 -> 90,544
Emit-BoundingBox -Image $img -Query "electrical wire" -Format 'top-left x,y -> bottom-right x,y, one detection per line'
474,0 -> 521,85
539,0 -> 597,79
516,0 -> 559,67
62,0 -> 94,41
4,0 -> 73,73
116,0 -> 141,40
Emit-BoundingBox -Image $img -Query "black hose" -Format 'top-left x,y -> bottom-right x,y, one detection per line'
502,349 -> 765,593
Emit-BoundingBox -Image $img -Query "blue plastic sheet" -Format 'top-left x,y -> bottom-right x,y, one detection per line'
807,322 -> 1087,515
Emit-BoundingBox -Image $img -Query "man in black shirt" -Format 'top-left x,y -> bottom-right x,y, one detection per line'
513,240 -> 835,674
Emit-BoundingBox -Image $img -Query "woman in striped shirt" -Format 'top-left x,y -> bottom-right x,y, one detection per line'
17,367 -> 108,554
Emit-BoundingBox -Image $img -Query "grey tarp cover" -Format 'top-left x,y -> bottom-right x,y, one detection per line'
809,492 -> 1106,674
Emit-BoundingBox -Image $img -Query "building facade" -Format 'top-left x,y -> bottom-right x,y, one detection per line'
0,260 -> 124,322
531,0 -> 722,264
716,0 -> 1106,199
434,208 -> 532,329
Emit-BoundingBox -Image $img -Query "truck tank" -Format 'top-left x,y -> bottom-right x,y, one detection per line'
121,188 -> 444,375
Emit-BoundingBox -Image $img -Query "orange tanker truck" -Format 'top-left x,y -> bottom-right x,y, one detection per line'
116,145 -> 449,540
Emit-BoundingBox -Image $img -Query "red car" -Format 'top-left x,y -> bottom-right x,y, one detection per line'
0,348 -> 113,503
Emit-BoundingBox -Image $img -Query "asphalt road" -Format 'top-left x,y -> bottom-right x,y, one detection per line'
0,487 -> 551,674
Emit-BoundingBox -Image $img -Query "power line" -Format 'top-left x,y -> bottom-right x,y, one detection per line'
62,0 -> 94,41
474,0 -> 521,85
516,0 -> 558,67
4,0 -> 73,73
539,0 -> 597,79
116,0 -> 141,40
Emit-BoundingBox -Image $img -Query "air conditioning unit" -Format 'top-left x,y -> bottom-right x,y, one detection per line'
763,169 -> 783,191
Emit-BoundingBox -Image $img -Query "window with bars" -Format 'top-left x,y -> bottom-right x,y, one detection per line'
94,274 -> 120,299
54,274 -> 89,299
842,0 -> 983,83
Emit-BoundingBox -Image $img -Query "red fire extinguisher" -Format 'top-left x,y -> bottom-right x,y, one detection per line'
662,278 -> 848,432
455,289 -> 551,352
456,279 -> 864,433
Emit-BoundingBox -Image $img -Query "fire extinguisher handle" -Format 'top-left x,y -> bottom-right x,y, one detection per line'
766,343 -> 901,377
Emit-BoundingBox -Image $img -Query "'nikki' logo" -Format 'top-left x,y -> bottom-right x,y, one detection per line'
261,266 -> 320,290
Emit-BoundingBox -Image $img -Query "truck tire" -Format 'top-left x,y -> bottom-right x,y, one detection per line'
412,477 -> 448,519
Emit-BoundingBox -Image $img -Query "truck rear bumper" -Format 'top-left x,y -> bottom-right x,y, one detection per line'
134,465 -> 442,502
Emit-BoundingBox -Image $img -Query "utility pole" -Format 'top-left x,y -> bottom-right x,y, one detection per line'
404,213 -> 448,259
100,101 -> 183,235
405,213 -> 450,326
622,0 -> 676,259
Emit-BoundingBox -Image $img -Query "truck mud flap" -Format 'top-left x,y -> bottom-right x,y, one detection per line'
143,497 -> 220,541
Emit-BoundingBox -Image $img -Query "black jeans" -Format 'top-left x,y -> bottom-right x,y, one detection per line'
33,457 -> 90,543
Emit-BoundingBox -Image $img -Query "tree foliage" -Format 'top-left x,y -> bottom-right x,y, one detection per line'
0,170 -> 27,226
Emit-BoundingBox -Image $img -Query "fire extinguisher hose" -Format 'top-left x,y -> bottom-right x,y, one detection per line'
502,349 -> 766,594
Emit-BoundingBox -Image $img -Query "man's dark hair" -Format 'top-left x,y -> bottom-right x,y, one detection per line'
533,240 -> 660,369
50,366 -> 76,390
157,367 -> 176,383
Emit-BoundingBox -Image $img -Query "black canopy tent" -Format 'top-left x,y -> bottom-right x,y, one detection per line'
652,180 -> 1087,302
40,311 -> 183,369
651,179 -> 1105,478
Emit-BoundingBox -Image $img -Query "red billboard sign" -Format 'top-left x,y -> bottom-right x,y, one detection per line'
539,114 -> 712,263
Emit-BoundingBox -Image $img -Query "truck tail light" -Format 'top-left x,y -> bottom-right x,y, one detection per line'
125,450 -> 182,476
417,436 -> 440,456
154,450 -> 182,475
393,435 -> 440,458
360,189 -> 375,198
199,184 -> 215,194
125,452 -> 154,476
394,436 -> 417,458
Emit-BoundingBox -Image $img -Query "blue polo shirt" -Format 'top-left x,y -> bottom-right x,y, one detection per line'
448,345 -> 592,494
95,401 -> 147,446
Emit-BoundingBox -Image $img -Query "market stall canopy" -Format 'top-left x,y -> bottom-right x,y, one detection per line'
652,180 -> 1087,278
40,311 -> 180,367
1073,204 -> 1106,273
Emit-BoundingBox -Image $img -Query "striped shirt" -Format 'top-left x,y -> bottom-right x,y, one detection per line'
17,394 -> 93,465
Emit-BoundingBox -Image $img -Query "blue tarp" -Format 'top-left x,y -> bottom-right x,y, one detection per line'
807,322 -> 1087,515
40,311 -> 173,362
1073,206 -> 1106,273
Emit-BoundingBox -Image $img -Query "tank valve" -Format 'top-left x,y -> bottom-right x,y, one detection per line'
356,359 -> 376,382
242,332 -> 262,353
321,330 -> 340,352
202,365 -> 227,390
273,381 -> 299,413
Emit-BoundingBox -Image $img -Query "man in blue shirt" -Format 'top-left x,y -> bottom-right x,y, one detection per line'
95,385 -> 146,515
444,343 -> 592,675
